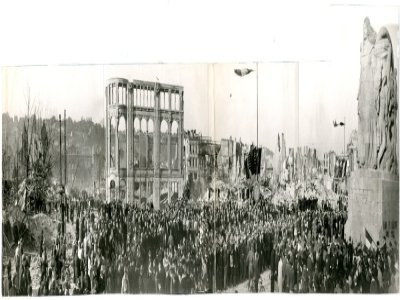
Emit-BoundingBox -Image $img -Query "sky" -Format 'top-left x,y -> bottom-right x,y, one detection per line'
1,3 -> 398,156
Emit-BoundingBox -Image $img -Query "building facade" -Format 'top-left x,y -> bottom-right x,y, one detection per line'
183,130 -> 220,200
323,151 -> 337,178
105,78 -> 184,209
184,130 -> 201,182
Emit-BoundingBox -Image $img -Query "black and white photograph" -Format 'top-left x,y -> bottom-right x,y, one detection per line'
1,0 -> 399,297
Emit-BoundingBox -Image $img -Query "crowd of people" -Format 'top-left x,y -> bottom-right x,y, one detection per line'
2,189 -> 399,295
269,209 -> 399,293
2,239 -> 33,296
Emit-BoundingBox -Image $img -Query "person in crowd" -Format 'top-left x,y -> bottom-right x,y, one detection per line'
121,267 -> 129,294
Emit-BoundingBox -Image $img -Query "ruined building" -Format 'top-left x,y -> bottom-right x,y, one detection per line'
105,78 -> 184,209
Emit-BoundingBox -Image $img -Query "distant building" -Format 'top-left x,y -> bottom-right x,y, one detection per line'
184,130 -> 220,184
347,129 -> 358,174
217,137 -> 246,183
323,151 -> 336,177
184,130 -> 201,182
273,133 -> 287,182
294,145 -> 320,182
218,138 -> 234,180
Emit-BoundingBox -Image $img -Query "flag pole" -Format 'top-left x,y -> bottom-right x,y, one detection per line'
64,110 -> 67,189
59,114 -> 62,185
343,116 -> 346,156
213,152 -> 217,292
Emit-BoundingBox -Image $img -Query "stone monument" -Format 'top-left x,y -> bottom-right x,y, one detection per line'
345,17 -> 399,244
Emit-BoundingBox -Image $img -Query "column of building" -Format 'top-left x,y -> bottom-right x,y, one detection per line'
178,90 -> 184,196
153,83 -> 161,209
126,84 -> 133,204
132,86 -> 136,204
167,89 -> 172,203
145,117 -> 149,199
106,85 -> 110,202
126,85 -> 130,203
139,115 -> 142,204
138,86 -> 142,203
115,84 -> 120,202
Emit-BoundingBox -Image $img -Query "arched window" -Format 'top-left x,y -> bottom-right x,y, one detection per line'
171,120 -> 179,169
134,117 -> 140,133
141,118 -> 147,133
160,120 -> 169,169
160,120 -> 168,133
147,119 -> 154,168
171,120 -> 178,135
148,119 -> 154,133
120,179 -> 126,201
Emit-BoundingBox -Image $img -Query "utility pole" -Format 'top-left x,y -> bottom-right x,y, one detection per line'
256,62 -> 259,150
233,65 -> 259,182
59,114 -> 62,185
64,110 -> 67,188
59,112 -> 65,237
213,150 -> 217,292
256,62 -> 259,182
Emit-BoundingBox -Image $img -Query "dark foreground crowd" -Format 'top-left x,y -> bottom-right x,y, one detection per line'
2,194 -> 399,295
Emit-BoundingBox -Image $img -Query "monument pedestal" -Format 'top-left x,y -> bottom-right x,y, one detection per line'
345,169 -> 399,244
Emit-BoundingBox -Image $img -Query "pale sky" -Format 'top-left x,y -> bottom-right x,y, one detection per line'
1,4 -> 398,156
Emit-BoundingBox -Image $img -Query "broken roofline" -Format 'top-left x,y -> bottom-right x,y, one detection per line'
107,78 -> 184,92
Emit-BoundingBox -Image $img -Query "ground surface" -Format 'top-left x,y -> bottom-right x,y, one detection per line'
3,208 -> 75,295
224,269 -> 271,293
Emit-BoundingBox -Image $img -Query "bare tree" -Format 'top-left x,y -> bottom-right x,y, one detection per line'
19,85 -> 37,179
17,86 -> 55,212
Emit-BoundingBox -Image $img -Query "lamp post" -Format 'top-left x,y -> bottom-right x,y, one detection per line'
213,150 -> 217,292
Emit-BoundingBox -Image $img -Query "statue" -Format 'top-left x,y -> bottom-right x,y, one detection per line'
357,17 -> 398,174
374,27 -> 397,173
357,17 -> 377,169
